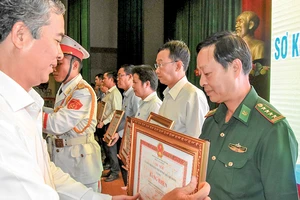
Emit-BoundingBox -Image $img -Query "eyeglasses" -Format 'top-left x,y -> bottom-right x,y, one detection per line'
154,61 -> 177,69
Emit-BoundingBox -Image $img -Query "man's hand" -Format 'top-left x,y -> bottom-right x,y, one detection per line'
108,132 -> 119,147
97,121 -> 104,129
161,176 -> 211,200
112,193 -> 140,200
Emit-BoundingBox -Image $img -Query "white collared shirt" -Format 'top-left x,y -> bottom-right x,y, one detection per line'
135,92 -> 162,120
102,85 -> 122,125
159,76 -> 209,138
0,71 -> 111,200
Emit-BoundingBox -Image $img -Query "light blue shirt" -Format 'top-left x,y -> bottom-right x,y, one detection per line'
117,87 -> 140,137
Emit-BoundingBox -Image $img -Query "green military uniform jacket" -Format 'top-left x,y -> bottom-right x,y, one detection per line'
200,87 -> 298,200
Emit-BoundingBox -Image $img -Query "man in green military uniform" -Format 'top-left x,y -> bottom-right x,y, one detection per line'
196,31 -> 298,200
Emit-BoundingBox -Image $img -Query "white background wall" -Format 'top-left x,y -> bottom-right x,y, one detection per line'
271,0 -> 300,163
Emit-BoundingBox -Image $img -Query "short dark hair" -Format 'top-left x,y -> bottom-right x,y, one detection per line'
95,73 -> 103,79
120,64 -> 135,75
132,65 -> 158,91
158,40 -> 190,72
105,71 -> 117,84
196,31 -> 252,75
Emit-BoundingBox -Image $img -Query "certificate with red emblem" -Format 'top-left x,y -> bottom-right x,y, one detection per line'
127,118 -> 210,199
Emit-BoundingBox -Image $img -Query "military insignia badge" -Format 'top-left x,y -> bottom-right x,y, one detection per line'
228,143 -> 247,153
239,104 -> 251,123
255,103 -> 285,124
67,99 -> 83,110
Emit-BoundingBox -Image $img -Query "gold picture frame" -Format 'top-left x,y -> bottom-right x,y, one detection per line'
127,118 -> 210,199
118,116 -> 132,170
146,112 -> 174,129
97,101 -> 106,123
103,110 -> 124,145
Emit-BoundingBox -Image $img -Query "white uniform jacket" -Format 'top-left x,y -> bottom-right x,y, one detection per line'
0,71 -> 111,200
43,74 -> 102,185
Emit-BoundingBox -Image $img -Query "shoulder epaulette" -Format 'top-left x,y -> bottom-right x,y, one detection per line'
205,108 -> 218,118
255,103 -> 285,124
77,82 -> 86,89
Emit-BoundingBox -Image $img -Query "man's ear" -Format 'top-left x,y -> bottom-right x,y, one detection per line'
11,21 -> 29,49
175,60 -> 184,71
248,20 -> 255,30
232,59 -> 242,77
145,80 -> 151,88
72,59 -> 80,71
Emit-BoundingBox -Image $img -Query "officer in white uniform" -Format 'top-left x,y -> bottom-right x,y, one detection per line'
43,35 -> 102,192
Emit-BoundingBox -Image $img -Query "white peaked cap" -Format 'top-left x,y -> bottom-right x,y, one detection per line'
60,35 -> 90,60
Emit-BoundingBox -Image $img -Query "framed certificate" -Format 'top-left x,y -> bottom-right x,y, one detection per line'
128,118 -> 210,200
146,112 -> 174,129
97,101 -> 106,123
104,110 -> 124,145
118,116 -> 132,169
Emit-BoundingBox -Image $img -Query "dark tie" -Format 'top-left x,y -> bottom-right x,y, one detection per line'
58,88 -> 63,95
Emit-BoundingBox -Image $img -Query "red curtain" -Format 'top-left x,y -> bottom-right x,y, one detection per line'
242,0 -> 271,42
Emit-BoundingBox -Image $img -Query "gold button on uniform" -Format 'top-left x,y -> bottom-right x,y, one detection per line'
228,162 -> 233,167
56,149 -> 59,152
220,132 -> 225,137
212,156 -> 216,160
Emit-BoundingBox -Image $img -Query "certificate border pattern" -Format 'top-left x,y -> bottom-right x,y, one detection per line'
127,118 -> 210,197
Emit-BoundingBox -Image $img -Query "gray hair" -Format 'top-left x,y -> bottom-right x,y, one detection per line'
120,64 -> 135,75
157,40 -> 190,72
0,0 -> 65,43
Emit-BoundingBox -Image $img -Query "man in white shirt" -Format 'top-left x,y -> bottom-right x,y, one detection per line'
132,65 -> 162,120
98,71 -> 122,182
42,35 -> 102,192
0,0 -> 134,199
155,40 -> 210,138
0,0 -> 210,199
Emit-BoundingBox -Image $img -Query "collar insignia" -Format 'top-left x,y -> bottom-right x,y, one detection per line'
205,108 -> 218,118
